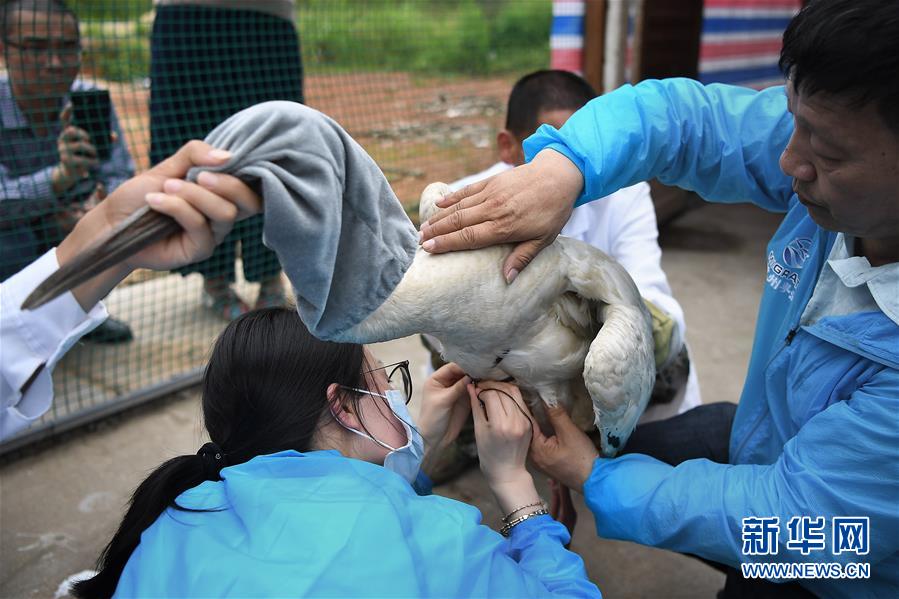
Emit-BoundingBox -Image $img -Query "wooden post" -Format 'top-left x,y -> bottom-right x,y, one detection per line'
631,0 -> 646,82
632,0 -> 705,226
582,0 -> 606,93
635,0 -> 704,81
603,0 -> 630,92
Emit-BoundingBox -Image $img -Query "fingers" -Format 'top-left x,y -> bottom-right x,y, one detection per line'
422,198 -> 492,240
468,383 -> 511,427
476,385 -> 509,420
469,383 -> 488,427
476,383 -> 537,440
420,221 -> 506,255
530,417 -> 549,445
62,147 -> 97,165
153,142 -> 262,224
62,152 -> 98,175
543,404 -> 579,437
59,104 -> 71,126
60,130 -> 98,160
429,362 -> 468,388
195,171 -> 262,221
435,178 -> 489,209
160,178 -> 239,244
59,125 -> 91,145
182,140 -> 232,168
450,392 -> 473,427
529,406 -> 564,457
155,140 -> 232,179
144,191 -> 213,256
485,382 -> 533,424
502,238 -> 549,284
59,127 -> 99,176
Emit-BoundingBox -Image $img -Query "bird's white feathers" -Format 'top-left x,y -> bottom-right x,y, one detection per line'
341,182 -> 655,455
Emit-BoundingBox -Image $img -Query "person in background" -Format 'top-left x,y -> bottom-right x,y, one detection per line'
149,0 -> 303,319
0,0 -> 136,342
1,140 -> 262,442
72,307 -> 600,598
421,1 -> 899,596
425,70 -> 702,484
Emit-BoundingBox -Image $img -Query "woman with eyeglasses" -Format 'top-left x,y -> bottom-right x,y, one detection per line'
73,307 -> 599,598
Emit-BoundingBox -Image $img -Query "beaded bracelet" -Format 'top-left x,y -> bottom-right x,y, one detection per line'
501,500 -> 546,523
500,508 -> 549,537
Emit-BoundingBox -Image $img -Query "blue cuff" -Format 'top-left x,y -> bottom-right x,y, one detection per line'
522,130 -> 590,206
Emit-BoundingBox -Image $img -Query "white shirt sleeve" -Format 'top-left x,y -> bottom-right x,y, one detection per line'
0,249 -> 107,442
604,184 -> 685,342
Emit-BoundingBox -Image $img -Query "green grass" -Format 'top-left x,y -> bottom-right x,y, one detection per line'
75,0 -> 550,82
299,0 -> 551,75
69,0 -> 152,22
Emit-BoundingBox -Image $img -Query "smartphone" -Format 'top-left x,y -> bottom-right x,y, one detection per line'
69,89 -> 112,161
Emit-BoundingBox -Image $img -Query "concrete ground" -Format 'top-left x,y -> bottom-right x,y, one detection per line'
0,202 -> 782,598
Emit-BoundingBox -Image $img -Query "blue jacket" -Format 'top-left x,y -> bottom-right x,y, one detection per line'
525,79 -> 899,599
115,450 -> 600,598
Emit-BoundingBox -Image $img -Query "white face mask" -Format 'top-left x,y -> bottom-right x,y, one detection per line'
334,388 -> 424,484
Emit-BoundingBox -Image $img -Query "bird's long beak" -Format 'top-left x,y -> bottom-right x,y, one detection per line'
21,206 -> 182,310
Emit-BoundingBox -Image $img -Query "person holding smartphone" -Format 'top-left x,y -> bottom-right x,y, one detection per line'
0,0 -> 135,343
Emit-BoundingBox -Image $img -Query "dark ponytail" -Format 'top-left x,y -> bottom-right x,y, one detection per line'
73,308 -> 367,598
72,455 -> 209,598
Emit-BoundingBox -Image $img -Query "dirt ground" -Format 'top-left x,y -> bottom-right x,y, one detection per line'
0,202 -> 784,598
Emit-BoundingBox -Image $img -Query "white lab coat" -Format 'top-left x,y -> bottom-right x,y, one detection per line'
0,249 -> 106,442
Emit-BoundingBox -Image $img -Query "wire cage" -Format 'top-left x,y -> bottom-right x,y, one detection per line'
0,0 -> 553,452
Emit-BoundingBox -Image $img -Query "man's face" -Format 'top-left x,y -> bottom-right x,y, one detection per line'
780,81 -> 899,241
2,9 -> 81,103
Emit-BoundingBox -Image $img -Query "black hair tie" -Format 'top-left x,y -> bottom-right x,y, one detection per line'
197,442 -> 227,481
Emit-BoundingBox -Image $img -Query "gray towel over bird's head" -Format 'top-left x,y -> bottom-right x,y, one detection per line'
190,101 -> 418,340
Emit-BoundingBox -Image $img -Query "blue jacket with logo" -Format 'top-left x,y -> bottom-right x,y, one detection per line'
525,78 -> 899,598
114,450 -> 600,598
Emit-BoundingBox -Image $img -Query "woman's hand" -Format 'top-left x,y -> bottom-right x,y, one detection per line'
417,363 -> 471,471
56,140 -> 262,310
530,404 -> 599,494
470,381 -> 542,514
59,140 -> 261,271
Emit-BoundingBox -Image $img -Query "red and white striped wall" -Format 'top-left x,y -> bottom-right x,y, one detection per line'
550,0 -> 586,74
700,0 -> 801,89
550,0 -> 801,90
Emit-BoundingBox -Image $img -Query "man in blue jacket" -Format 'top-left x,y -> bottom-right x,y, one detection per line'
419,1 -> 898,597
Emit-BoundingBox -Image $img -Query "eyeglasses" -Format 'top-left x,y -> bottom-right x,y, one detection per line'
363,360 -> 413,405
4,39 -> 82,63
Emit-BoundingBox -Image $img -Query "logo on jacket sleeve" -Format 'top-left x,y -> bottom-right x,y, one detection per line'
783,237 -> 813,268
767,237 -> 813,300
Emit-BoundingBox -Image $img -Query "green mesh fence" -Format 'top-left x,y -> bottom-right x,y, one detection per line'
0,0 -> 551,451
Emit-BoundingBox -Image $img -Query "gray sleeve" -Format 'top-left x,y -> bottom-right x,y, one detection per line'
192,101 -> 418,340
